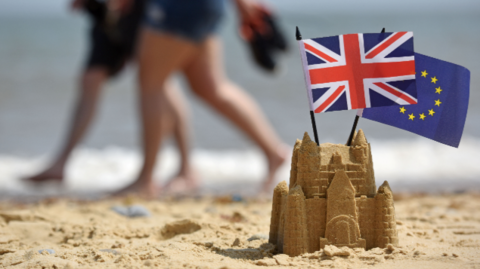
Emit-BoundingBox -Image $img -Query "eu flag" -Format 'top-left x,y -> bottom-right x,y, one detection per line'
360,53 -> 470,147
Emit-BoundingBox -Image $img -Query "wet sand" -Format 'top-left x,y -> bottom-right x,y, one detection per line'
0,193 -> 479,268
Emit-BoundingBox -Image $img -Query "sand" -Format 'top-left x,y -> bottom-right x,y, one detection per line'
0,194 -> 479,269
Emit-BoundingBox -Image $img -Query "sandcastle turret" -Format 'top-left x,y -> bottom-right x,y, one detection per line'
283,185 -> 309,257
289,139 -> 302,189
352,129 -> 368,146
374,181 -> 398,248
269,181 -> 288,250
269,130 -> 398,256
296,132 -> 320,189
350,129 -> 376,196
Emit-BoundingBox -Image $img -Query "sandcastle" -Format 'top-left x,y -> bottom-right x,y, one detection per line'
269,130 -> 398,256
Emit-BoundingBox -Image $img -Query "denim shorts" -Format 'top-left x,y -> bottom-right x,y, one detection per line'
144,0 -> 225,43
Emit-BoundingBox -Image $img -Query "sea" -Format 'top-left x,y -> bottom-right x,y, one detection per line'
0,0 -> 479,198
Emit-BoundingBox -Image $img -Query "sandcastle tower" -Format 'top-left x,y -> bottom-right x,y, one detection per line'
269,130 -> 398,256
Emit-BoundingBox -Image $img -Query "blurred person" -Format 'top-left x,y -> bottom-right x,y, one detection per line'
26,0 -> 196,190
116,0 -> 289,197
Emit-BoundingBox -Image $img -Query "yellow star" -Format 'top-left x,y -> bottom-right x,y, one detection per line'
428,109 -> 435,116
399,107 -> 406,114
435,99 -> 442,106
421,70 -> 428,77
435,87 -> 442,94
408,113 -> 415,121
431,76 -> 438,84
419,113 -> 426,120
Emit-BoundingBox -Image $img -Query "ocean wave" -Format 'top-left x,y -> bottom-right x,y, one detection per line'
0,136 -> 479,197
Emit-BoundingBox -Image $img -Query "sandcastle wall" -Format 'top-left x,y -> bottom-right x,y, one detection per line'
356,196 -> 376,249
269,130 -> 398,257
305,198 -> 326,252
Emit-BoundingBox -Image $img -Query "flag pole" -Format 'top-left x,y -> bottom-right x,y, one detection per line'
346,112 -> 360,146
346,27 -> 385,146
297,26 -> 320,145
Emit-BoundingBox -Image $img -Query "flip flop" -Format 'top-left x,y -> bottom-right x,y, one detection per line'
240,10 -> 288,72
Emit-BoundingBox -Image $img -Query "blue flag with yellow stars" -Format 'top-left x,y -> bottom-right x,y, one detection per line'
360,53 -> 470,147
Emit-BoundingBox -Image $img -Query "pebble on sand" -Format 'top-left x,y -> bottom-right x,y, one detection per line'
247,234 -> 268,241
99,249 -> 121,255
323,245 -> 351,257
38,249 -> 55,255
160,219 -> 202,239
111,205 -> 151,218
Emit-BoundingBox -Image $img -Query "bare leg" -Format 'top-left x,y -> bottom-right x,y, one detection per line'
161,82 -> 199,194
183,37 -> 288,192
115,28 -> 196,197
26,67 -> 108,183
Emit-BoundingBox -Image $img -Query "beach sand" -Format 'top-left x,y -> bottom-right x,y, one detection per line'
0,193 -> 479,269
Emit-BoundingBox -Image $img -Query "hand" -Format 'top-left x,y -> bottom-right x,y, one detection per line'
234,0 -> 271,40
107,0 -> 134,14
234,0 -> 268,25
70,0 -> 86,11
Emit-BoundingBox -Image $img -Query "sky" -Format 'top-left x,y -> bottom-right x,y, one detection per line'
1,0 -> 479,17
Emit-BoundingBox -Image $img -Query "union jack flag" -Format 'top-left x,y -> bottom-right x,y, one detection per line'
298,32 -> 417,113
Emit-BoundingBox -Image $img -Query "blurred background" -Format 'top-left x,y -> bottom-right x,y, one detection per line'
0,0 -> 479,198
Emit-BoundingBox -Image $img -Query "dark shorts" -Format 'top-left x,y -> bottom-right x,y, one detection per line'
144,0 -> 225,43
85,0 -> 145,76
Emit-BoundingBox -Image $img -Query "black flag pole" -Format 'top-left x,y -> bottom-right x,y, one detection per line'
346,112 -> 360,146
346,27 -> 385,146
297,26 -> 320,145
